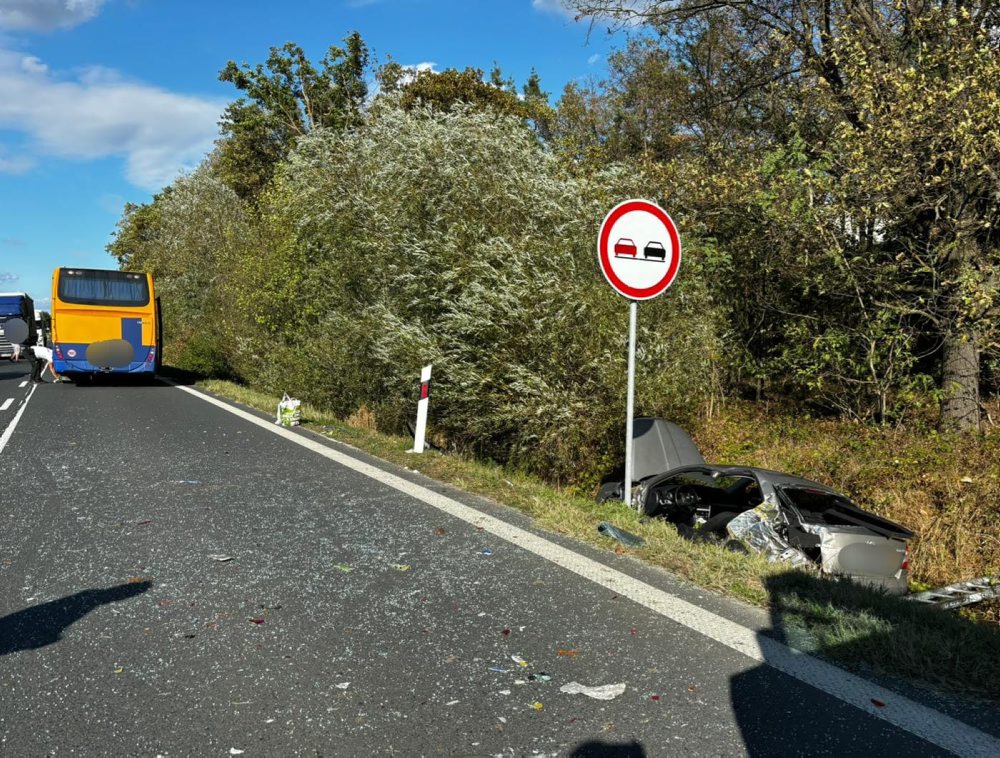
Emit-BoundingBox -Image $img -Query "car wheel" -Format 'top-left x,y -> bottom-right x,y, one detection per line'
701,512 -> 737,536
724,539 -> 749,554
597,482 -> 622,504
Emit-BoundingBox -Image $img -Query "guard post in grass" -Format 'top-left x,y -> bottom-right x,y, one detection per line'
597,200 -> 681,507
409,364 -> 432,453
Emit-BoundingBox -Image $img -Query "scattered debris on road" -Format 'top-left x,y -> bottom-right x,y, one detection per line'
479,549 -> 494,556
511,655 -> 528,668
333,563 -> 354,573
208,554 -> 233,562
390,563 -> 411,572
335,682 -> 350,690
559,682 -> 626,700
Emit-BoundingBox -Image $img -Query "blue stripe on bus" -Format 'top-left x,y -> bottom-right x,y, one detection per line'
54,342 -> 154,374
121,318 -> 143,351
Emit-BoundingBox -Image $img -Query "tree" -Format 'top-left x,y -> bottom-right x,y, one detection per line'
568,0 -> 1000,430
216,34 -> 369,198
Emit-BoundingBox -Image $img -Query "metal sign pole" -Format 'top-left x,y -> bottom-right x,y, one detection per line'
623,300 -> 637,508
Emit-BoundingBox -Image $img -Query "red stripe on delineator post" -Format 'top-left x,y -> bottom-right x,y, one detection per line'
420,381 -> 430,401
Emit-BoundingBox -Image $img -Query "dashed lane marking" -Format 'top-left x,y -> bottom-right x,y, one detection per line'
0,398 -> 13,411
18,381 -> 28,388
0,384 -> 36,456
174,381 -> 1000,757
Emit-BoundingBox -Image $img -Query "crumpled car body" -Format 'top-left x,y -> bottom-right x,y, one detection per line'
637,465 -> 913,593
599,419 -> 913,594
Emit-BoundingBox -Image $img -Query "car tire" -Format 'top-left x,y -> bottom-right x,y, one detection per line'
724,539 -> 749,554
597,482 -> 622,504
701,512 -> 737,536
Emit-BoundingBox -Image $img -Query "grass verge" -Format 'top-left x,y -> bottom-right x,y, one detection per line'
191,375 -> 1000,699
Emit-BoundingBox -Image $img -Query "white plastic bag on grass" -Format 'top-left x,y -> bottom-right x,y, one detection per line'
276,393 -> 301,427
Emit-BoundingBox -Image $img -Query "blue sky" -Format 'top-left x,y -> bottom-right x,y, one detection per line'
0,0 -> 625,310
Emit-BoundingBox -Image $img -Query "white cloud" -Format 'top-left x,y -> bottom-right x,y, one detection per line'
0,48 -> 225,189
0,0 -> 107,31
20,55 -> 47,75
587,53 -> 602,65
0,271 -> 18,282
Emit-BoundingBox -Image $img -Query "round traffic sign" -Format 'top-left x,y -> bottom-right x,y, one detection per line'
597,199 -> 681,300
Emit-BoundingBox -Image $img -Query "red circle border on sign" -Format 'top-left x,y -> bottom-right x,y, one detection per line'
598,200 -> 681,300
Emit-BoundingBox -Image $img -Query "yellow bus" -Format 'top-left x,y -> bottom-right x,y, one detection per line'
51,267 -> 161,379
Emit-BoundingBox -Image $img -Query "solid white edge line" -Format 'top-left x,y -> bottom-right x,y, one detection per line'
0,384 -> 36,456
0,398 -> 13,411
174,381 -> 998,757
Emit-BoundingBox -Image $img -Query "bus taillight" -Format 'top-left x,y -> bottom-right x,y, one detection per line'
55,345 -> 64,360
145,347 -> 155,364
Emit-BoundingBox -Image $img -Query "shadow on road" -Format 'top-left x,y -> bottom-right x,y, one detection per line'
730,570 -> 1000,755
0,581 -> 152,656
569,740 -> 646,757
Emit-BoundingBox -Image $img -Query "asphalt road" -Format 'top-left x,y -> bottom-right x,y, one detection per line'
0,358 -> 995,756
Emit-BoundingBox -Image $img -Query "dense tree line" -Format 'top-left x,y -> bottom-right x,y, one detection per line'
109,7 -> 999,484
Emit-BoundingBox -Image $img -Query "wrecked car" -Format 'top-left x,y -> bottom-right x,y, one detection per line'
599,418 -> 913,594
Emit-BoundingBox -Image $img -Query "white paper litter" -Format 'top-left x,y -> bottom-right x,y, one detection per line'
559,681 -> 627,700
335,682 -> 350,689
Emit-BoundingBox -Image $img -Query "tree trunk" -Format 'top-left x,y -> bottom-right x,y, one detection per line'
941,330 -> 980,433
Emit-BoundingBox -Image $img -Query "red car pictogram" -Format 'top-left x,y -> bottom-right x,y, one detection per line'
614,238 -> 637,257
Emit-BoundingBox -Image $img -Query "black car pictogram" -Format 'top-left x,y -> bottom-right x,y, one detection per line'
643,241 -> 666,260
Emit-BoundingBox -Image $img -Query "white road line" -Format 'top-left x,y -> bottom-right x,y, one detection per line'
0,384 -> 35,456
0,398 -> 13,411
175,382 -> 1000,757
19,381 -> 28,388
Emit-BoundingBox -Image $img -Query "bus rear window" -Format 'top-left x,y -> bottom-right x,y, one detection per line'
58,270 -> 149,307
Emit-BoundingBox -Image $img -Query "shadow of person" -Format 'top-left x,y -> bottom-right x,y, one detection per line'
569,740 -> 646,757
0,581 -> 152,656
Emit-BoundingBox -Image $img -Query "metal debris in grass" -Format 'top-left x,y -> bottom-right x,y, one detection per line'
597,522 -> 644,548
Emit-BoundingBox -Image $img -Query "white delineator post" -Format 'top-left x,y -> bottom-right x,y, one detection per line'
410,364 -> 432,453
623,301 -> 637,507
